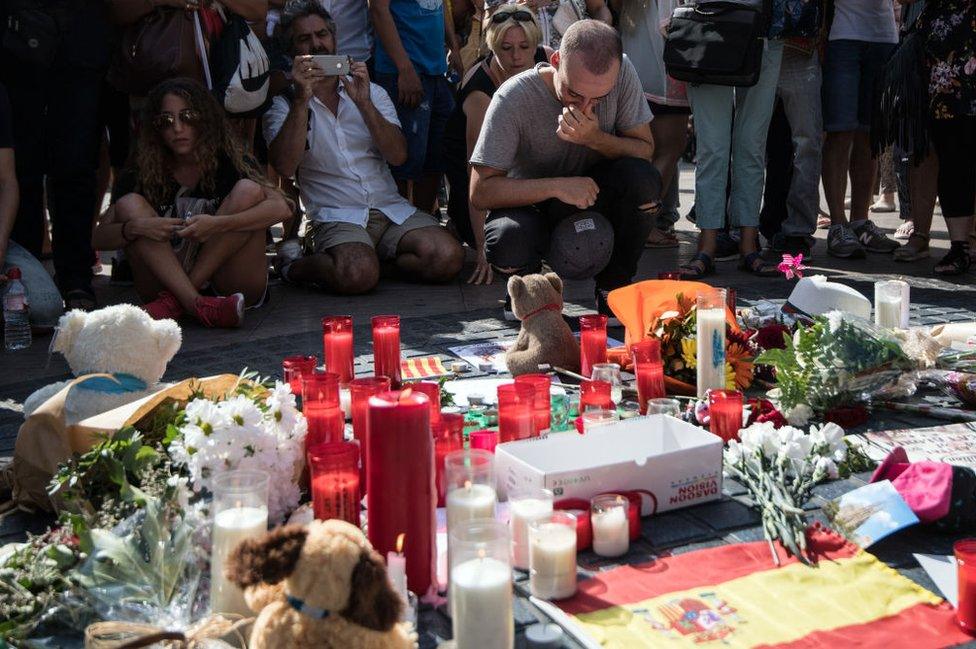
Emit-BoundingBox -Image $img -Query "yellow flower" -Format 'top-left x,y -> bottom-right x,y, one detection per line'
680,338 -> 697,369
725,363 -> 736,390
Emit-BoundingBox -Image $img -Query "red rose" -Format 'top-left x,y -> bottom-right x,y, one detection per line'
756,324 -> 790,350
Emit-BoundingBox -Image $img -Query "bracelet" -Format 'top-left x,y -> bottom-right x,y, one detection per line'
121,221 -> 134,243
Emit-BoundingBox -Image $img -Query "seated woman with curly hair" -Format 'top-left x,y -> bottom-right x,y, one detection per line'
94,78 -> 291,328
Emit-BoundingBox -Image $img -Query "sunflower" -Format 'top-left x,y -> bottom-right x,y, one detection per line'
680,337 -> 697,369
725,363 -> 737,390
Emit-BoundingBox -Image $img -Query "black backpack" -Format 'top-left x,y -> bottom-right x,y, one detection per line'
663,0 -> 772,88
2,0 -> 77,68
205,10 -> 270,116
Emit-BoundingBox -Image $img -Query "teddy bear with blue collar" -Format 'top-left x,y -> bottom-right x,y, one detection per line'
22,304 -> 182,424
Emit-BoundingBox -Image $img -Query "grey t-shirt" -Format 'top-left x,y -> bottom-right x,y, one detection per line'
469,57 -> 652,179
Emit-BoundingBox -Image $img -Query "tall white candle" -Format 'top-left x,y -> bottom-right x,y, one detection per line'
875,280 -> 909,329
210,505 -> 268,616
446,482 -> 497,531
450,555 -> 514,649
509,497 -> 553,569
591,506 -> 629,557
529,522 -> 577,600
696,306 -> 727,398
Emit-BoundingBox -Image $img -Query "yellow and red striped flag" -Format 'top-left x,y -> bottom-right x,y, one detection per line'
400,356 -> 449,380
559,527 -> 967,648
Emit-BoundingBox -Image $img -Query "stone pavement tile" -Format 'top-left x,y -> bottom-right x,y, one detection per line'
722,478 -> 747,497
810,477 -> 865,502
683,497 -> 761,532
869,526 -> 958,569
668,538 -> 728,556
723,525 -> 768,544
644,510 -> 713,549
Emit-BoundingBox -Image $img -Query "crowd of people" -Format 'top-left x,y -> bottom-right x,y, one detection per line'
0,0 -> 973,330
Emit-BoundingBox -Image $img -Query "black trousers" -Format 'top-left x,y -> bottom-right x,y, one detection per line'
484,157 -> 661,290
6,65 -> 102,293
759,98 -> 793,242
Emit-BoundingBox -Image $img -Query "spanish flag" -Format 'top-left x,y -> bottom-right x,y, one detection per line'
559,527 -> 967,647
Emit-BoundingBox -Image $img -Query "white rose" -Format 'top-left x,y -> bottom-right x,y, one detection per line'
785,404 -> 813,427
725,440 -> 744,465
815,456 -> 839,479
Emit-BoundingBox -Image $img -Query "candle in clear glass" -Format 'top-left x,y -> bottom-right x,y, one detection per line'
469,429 -> 499,454
309,441 -> 360,526
509,487 -> 554,570
956,539 -> 976,634
579,379 -> 612,411
556,505 -> 592,550
631,339 -> 665,414
647,398 -> 682,417
696,288 -> 727,398
449,520 -> 513,649
303,371 -> 344,449
411,381 -> 442,426
590,363 -> 623,404
515,373 -> 551,432
372,315 -> 402,387
210,469 -> 269,617
590,494 -> 629,557
282,354 -> 317,396
709,389 -> 744,443
367,390 -> 435,595
579,314 -> 608,379
322,316 -> 354,385
445,449 -> 496,532
528,512 -> 578,600
582,408 -> 618,433
349,376 -> 391,494
496,383 -> 536,443
874,279 -> 910,329
435,413 -> 466,508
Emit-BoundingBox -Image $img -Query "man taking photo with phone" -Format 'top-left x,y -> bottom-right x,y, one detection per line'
265,0 -> 463,294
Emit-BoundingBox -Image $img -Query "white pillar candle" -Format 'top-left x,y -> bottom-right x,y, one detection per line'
210,505 -> 268,616
591,506 -> 629,557
875,280 -> 910,329
446,482 -> 497,531
509,497 -> 553,569
450,555 -> 514,649
529,522 -> 577,600
696,305 -> 727,398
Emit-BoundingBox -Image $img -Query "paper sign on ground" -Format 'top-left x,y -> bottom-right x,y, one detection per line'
863,422 -> 976,471
449,334 -> 624,373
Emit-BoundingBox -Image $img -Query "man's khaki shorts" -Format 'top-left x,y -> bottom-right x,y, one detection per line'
303,210 -> 439,261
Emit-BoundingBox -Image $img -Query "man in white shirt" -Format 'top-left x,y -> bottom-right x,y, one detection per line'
265,0 -> 464,294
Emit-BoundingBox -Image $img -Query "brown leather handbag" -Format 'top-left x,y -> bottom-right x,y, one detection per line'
108,7 -> 203,96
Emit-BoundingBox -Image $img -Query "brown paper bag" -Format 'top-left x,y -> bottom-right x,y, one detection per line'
2,374 -> 246,512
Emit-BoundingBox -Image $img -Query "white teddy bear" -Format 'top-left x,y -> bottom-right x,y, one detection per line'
22,304 -> 182,425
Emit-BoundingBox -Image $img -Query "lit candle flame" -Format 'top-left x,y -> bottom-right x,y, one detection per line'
396,533 -> 405,554
399,388 -> 413,403
478,547 -> 486,559
464,480 -> 472,490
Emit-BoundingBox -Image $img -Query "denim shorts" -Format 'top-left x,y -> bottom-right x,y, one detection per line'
822,39 -> 896,132
374,72 -> 455,180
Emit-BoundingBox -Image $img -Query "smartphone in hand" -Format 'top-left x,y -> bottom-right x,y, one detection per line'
310,54 -> 352,76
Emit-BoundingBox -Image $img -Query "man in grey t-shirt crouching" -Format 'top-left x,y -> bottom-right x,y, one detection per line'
469,20 -> 661,321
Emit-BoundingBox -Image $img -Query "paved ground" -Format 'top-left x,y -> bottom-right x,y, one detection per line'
2,165 -> 975,646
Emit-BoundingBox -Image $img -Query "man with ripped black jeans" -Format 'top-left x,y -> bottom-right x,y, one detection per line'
470,20 -> 660,323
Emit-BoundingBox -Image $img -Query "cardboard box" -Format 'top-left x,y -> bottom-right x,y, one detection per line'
494,415 -> 723,515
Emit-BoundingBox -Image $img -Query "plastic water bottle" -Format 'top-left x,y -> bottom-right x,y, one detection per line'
3,267 -> 31,351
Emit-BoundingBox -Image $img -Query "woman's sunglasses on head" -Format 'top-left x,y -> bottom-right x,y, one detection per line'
153,109 -> 202,131
490,9 -> 534,24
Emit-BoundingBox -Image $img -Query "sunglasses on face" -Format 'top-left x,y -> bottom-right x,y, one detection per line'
490,9 -> 534,24
152,109 -> 202,131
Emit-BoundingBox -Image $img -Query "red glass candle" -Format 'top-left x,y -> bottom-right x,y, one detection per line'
515,374 -> 551,432
497,383 -> 536,443
367,390 -> 435,595
554,498 -> 592,551
709,389 -> 744,443
631,339 -> 666,414
309,442 -> 360,526
349,377 -> 391,493
433,412 -> 465,507
303,371 -> 344,448
411,381 -> 442,426
956,539 -> 976,634
580,380 -> 613,411
322,316 -> 354,386
657,271 -> 682,280
579,314 -> 608,379
469,429 -> 499,454
372,315 -> 402,387
282,354 -> 317,396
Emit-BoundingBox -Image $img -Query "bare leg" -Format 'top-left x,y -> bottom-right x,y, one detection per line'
849,132 -> 876,224
287,242 -> 380,295
395,226 -> 464,282
210,230 -> 269,305
651,115 -> 691,196
822,131 -> 854,225
904,150 -> 938,254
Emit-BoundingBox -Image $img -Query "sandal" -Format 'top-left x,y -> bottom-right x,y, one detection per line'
934,246 -> 972,277
645,227 -> 679,248
739,251 -> 779,277
893,233 -> 930,262
679,252 -> 714,279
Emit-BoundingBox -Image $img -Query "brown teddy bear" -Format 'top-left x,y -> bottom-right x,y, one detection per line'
227,519 -> 416,649
505,272 -> 581,376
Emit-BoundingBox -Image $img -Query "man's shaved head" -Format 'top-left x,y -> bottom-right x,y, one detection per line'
558,19 -> 622,75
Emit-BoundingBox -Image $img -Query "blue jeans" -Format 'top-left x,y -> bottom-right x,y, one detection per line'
688,40 -> 784,230
822,39 -> 896,132
374,73 -> 455,181
3,240 -> 64,327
